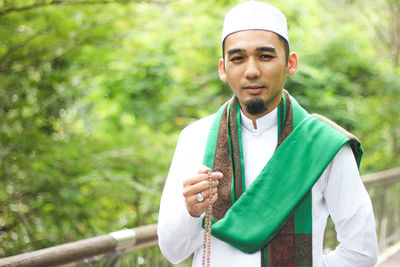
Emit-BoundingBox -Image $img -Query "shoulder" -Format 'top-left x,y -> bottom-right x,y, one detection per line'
172,113 -> 217,163
311,113 -> 363,166
332,143 -> 355,165
311,114 -> 360,143
323,143 -> 359,186
180,113 -> 217,137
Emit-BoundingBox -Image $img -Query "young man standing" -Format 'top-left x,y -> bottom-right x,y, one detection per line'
158,1 -> 378,266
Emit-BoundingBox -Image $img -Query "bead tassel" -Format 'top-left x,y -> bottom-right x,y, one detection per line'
202,172 -> 213,267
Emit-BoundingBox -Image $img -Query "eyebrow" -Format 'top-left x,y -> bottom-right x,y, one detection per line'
227,46 -> 277,57
227,48 -> 245,57
256,46 -> 277,53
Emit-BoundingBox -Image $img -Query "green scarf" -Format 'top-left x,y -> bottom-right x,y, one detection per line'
202,91 -> 362,266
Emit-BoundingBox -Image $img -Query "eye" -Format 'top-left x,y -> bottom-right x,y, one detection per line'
260,54 -> 274,60
230,56 -> 244,62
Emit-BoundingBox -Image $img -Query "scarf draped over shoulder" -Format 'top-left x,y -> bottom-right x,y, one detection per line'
202,90 -> 362,267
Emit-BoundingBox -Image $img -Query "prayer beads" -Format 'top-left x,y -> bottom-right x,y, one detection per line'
202,172 -> 213,267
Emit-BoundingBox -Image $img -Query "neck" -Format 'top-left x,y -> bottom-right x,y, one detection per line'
240,104 -> 279,129
239,93 -> 283,129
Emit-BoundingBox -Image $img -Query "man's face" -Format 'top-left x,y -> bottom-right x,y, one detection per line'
219,30 -> 297,118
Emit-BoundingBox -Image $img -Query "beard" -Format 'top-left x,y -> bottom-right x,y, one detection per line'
244,97 -> 267,115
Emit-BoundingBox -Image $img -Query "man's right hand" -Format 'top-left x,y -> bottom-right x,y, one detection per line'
182,166 -> 223,217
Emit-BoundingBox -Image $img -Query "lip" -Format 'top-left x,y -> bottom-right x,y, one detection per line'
243,85 -> 265,95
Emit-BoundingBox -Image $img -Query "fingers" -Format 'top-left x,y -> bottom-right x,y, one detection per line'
183,176 -> 220,198
183,168 -> 222,217
187,187 -> 218,203
210,191 -> 218,205
197,165 -> 211,174
185,188 -> 218,217
183,171 -> 223,187
193,179 -> 219,194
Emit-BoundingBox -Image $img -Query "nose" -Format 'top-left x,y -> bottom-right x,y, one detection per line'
244,58 -> 261,80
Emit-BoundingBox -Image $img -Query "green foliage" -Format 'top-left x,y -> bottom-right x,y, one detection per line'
0,0 -> 399,257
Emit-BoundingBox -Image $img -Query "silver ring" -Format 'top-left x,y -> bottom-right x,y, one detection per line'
197,192 -> 205,202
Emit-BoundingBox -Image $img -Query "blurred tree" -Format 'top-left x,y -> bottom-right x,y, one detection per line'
358,0 -> 400,68
336,0 -> 400,170
0,0 -> 399,258
0,0 -> 180,256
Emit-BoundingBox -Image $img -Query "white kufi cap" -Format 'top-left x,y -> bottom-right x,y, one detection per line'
222,1 -> 289,46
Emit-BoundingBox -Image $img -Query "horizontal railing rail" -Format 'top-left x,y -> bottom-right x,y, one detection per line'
362,167 -> 400,187
1,168 -> 399,266
0,224 -> 158,267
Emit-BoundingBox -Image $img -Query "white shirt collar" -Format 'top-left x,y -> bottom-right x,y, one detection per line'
240,107 -> 278,134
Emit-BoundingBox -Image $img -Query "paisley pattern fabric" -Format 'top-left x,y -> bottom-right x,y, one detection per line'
211,91 -> 312,266
211,96 -> 243,222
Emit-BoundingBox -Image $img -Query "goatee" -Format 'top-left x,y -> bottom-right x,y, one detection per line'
244,97 -> 267,115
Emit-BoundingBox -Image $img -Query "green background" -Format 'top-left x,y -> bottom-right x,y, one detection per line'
1,0 -> 399,257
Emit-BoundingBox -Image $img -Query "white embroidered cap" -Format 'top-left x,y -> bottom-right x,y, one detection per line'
221,1 -> 289,46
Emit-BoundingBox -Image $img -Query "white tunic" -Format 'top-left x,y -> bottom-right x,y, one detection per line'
158,107 -> 378,267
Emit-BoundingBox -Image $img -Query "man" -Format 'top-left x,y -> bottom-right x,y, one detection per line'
158,1 -> 378,266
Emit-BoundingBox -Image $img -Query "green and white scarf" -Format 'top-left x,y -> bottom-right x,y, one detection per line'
203,90 -> 363,267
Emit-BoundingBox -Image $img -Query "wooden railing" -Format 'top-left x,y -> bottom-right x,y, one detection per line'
1,168 -> 399,267
363,168 -> 400,250
0,225 -> 160,267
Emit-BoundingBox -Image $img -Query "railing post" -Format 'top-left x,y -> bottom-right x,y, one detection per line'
379,186 -> 387,250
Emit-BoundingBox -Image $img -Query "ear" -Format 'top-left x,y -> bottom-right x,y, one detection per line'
218,58 -> 227,82
287,52 -> 298,76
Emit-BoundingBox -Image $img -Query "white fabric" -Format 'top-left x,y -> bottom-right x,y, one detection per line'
222,1 -> 289,45
158,108 -> 378,267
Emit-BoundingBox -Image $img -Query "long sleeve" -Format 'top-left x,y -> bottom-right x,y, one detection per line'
322,144 -> 378,267
158,114 -> 379,267
157,116 -> 214,264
